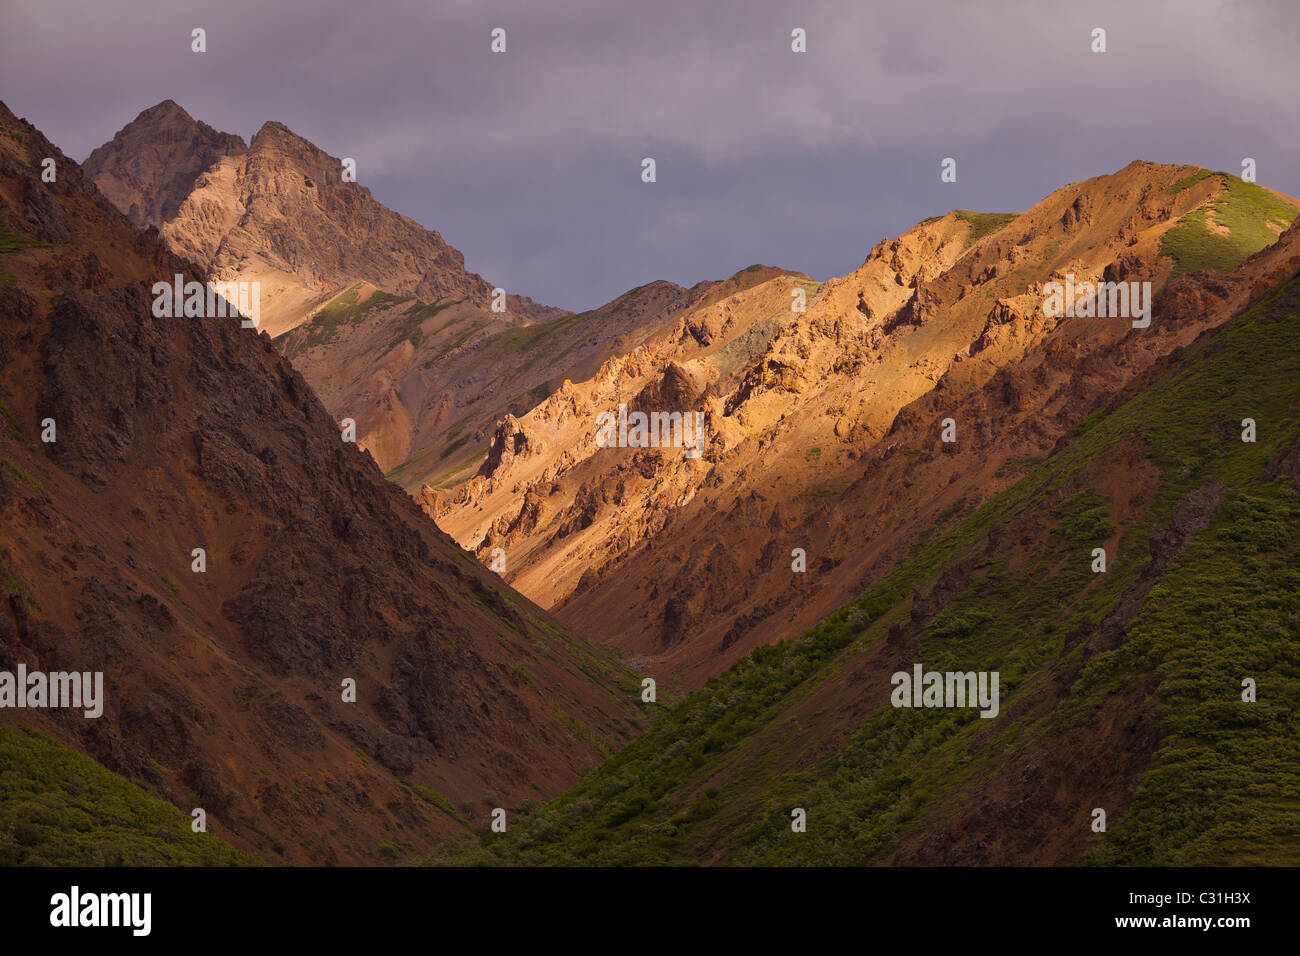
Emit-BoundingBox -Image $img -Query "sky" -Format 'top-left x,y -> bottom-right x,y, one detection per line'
2,0 -> 1298,311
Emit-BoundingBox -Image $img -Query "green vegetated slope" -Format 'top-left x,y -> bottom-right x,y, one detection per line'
280,282 -> 414,357
0,725 -> 258,865
1160,172 -> 1299,277
955,209 -> 1021,248
426,272 -> 1300,866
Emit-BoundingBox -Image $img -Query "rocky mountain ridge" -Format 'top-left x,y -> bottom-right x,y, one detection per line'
429,162 -> 1300,686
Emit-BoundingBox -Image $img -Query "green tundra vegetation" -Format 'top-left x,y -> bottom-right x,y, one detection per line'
424,272 -> 1300,866
0,725 -> 257,866
955,209 -> 1021,248
1160,173 -> 1299,277
280,283 -> 413,356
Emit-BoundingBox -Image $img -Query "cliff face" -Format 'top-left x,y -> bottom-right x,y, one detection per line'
0,101 -> 645,865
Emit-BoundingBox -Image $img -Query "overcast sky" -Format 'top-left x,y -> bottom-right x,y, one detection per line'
2,0 -> 1298,310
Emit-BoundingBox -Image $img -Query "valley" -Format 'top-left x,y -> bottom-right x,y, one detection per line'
3,92 -> 1297,867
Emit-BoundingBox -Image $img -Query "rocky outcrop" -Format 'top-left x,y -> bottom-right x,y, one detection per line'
478,415 -> 539,479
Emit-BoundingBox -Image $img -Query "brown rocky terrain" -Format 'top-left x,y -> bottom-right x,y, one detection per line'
9,94 -> 1299,869
429,162 -> 1300,688
0,101 -> 646,865
85,102 -> 563,336
276,264 -> 797,488
425,213 -> 1300,869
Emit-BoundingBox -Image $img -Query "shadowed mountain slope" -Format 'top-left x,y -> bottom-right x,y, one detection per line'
0,101 -> 645,865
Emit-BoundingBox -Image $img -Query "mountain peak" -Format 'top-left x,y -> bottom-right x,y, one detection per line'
83,101 -> 246,228
136,98 -> 192,121
84,104 -> 566,333
251,119 -> 307,147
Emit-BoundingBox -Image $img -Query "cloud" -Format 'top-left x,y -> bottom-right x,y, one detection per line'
1,0 -> 1296,309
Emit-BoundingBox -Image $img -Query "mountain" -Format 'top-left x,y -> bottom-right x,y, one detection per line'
0,101 -> 646,865
276,265 -> 797,486
54,101 -> 1300,867
84,102 -> 564,336
84,104 -> 811,486
82,100 -> 246,230
427,162 -> 1300,688
428,240 -> 1300,865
